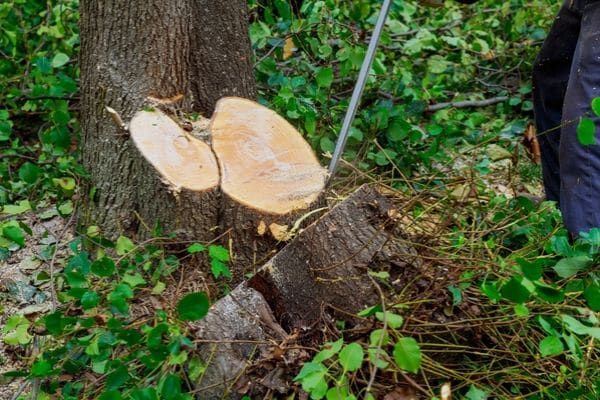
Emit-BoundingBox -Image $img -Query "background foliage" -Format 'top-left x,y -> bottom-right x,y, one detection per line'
2,0 -> 600,399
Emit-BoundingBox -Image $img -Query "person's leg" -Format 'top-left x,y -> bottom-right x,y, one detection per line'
560,1 -> 600,235
532,0 -> 582,202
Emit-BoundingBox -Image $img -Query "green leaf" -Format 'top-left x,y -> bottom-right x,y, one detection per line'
51,52 -> 70,68
393,337 -> 421,373
447,285 -> 462,306
577,117 -> 596,146
313,338 -> 343,363
316,67 -> 333,88
539,335 -> 564,357
18,162 -> 42,184
561,315 -> 600,339
516,257 -> 542,281
535,284 -> 565,303
100,391 -> 123,400
592,97 -> 600,117
2,200 -> 31,215
58,200 -> 73,215
91,257 -> 115,277
339,342 -> 364,372
500,277 -> 531,303
375,312 -> 404,329
116,235 -> 135,255
553,256 -> 593,278
295,362 -> 328,396
152,281 -> 166,295
187,243 -> 206,253
3,225 -> 25,247
208,245 -> 229,262
30,360 -> 52,377
81,291 -> 100,309
161,374 -> 182,400
464,385 -> 488,400
177,292 -> 209,321
210,258 -> 231,279
123,272 -> 146,287
106,365 -> 129,390
584,283 -> 600,311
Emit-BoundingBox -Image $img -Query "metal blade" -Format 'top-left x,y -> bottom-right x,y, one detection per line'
327,0 -> 393,179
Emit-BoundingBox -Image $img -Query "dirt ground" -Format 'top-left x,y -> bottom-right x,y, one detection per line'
0,211 -> 73,400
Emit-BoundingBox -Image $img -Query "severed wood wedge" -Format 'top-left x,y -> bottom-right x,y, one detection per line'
129,109 -> 220,240
211,97 -> 328,275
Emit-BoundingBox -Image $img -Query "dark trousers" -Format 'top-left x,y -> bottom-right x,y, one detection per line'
533,0 -> 600,236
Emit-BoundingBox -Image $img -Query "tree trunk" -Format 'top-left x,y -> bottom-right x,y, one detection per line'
79,0 -> 256,238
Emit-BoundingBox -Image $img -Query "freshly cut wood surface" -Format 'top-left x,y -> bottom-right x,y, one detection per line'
211,97 -> 327,215
130,109 -> 219,191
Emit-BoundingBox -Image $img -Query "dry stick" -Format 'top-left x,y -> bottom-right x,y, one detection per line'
364,276 -> 387,397
426,96 -> 509,112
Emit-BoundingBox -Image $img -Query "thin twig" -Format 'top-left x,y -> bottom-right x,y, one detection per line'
426,96 -> 508,112
365,275 -> 387,397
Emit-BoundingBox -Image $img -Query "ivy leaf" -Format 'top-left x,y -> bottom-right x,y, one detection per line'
3,225 -> 25,247
105,365 -> 129,391
161,374 -> 182,400
81,291 -> 100,309
187,243 -> 206,253
18,162 -> 42,184
553,256 -> 593,278
316,67 -> 333,88
91,257 -> 115,277
208,245 -> 229,262
539,335 -> 564,357
116,235 -> 135,255
339,342 -> 364,372
122,272 -> 146,287
592,97 -> 600,117
177,292 -> 209,321
577,117 -> 596,146
465,385 -> 489,400
500,277 -> 531,303
584,283 -> 600,311
51,52 -> 70,68
393,337 -> 422,373
30,360 -> 52,377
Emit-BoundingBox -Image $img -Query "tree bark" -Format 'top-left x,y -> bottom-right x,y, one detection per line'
189,185 -> 421,398
79,0 -> 256,238
249,184 -> 419,330
190,1 -> 257,114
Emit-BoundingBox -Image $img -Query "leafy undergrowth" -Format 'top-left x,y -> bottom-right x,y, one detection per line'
1,0 -> 599,399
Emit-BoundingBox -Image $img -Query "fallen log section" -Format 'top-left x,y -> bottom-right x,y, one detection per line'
191,185 -> 420,399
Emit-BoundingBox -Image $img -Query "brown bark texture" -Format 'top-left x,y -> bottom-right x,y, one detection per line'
79,0 -> 256,238
189,184 -> 420,398
249,184 -> 419,330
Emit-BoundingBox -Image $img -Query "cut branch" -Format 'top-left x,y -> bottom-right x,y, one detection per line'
426,96 -> 508,112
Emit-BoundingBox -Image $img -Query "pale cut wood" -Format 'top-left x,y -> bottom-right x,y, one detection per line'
129,109 -> 219,190
128,109 -> 220,240
210,97 -> 327,278
211,97 -> 327,215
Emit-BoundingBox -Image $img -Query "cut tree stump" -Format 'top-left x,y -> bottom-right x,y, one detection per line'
129,109 -> 220,240
130,99 -> 327,281
211,97 -> 327,277
190,184 -> 420,398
